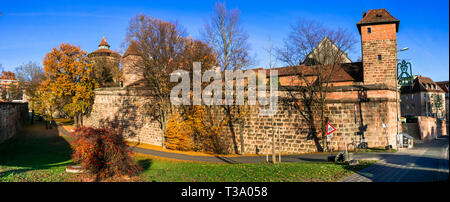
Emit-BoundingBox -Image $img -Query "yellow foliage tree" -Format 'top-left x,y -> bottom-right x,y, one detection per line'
165,106 -> 230,153
164,113 -> 194,151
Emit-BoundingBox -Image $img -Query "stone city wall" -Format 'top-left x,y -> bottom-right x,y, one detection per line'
84,84 -> 400,154
0,102 -> 29,144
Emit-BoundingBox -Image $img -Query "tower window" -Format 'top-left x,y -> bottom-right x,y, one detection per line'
378,55 -> 382,61
367,27 -> 371,33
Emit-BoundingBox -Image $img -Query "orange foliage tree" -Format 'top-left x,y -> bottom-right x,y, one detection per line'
41,43 -> 98,126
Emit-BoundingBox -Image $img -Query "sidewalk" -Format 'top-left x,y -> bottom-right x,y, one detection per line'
339,136 -> 449,182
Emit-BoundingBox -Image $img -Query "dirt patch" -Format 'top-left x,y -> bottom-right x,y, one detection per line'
68,173 -> 141,182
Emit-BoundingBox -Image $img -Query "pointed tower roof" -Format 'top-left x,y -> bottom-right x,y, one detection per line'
123,41 -> 140,58
88,37 -> 120,58
98,37 -> 110,49
356,8 -> 400,33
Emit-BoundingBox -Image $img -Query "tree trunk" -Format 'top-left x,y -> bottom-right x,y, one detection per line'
239,120 -> 244,154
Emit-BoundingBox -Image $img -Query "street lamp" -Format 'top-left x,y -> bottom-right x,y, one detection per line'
396,47 -> 409,149
398,47 -> 409,52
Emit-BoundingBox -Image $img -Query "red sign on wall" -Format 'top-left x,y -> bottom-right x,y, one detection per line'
326,123 -> 336,135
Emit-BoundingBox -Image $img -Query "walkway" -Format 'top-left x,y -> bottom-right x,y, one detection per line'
131,146 -> 396,164
57,123 -> 394,163
339,136 -> 449,182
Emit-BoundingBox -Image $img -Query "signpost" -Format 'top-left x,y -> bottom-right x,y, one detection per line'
326,122 -> 336,159
327,123 -> 336,138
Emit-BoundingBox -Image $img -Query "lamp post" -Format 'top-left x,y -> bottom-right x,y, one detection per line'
396,47 -> 409,149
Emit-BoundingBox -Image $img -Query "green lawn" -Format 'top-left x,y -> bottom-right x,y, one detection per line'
0,123 -> 375,182
136,155 -> 374,182
0,124 -> 75,182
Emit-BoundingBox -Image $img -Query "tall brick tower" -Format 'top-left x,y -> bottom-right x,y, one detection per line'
357,9 -> 400,88
121,41 -> 144,87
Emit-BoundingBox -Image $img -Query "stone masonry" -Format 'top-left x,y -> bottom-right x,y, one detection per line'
0,102 -> 28,144
84,84 -> 399,154
361,24 -> 398,88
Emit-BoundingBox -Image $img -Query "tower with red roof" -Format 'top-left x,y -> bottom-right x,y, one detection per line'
88,37 -> 121,87
357,8 -> 400,88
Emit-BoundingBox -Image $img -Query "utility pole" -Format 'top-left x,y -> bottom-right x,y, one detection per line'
278,129 -> 281,163
396,47 -> 409,150
341,109 -> 348,155
265,129 -> 269,163
272,127 -> 276,163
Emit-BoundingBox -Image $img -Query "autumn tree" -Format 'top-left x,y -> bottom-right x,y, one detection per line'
202,1 -> 254,154
35,79 -> 58,125
1,88 -> 6,100
15,62 -> 45,111
174,39 -> 223,152
124,13 -> 223,150
276,19 -> 356,151
124,14 -> 190,148
42,43 -> 97,127
7,84 -> 21,101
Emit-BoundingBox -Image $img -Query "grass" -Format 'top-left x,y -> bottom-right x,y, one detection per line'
136,154 -> 374,182
0,123 -> 375,182
0,123 -> 75,182
352,147 -> 397,153
54,118 -> 74,126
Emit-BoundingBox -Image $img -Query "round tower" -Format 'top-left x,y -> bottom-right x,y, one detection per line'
88,37 -> 121,87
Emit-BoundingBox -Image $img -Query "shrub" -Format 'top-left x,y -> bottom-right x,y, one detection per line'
164,113 -> 193,151
71,126 -> 141,179
164,106 -> 230,154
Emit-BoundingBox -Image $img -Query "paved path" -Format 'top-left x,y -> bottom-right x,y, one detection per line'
132,146 -> 396,164
57,124 -> 391,164
339,136 -> 449,182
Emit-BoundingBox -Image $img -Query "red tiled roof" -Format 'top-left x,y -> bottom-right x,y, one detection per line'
269,62 -> 363,83
401,76 -> 445,93
123,41 -> 141,58
436,81 -> 449,93
99,37 -> 110,47
356,9 -> 400,33
88,48 -> 121,58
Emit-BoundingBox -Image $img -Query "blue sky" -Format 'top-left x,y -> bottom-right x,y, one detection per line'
0,0 -> 448,81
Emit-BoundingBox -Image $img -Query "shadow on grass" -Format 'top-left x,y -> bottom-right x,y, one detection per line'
0,122 -> 73,178
136,159 -> 153,171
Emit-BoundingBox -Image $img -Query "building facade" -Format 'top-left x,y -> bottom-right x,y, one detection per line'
401,76 -> 446,118
0,71 -> 19,101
